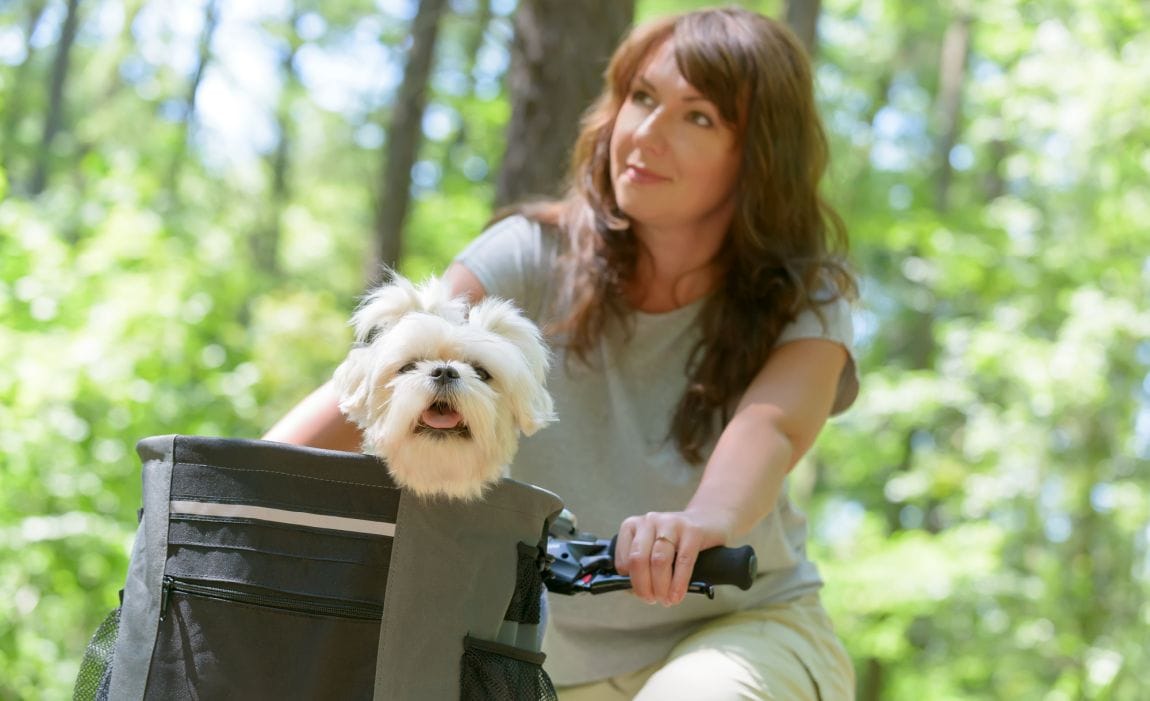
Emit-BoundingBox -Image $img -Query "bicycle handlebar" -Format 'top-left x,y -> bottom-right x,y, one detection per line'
542,531 -> 757,598
667,539 -> 757,591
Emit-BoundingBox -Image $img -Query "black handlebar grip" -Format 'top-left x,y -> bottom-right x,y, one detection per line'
692,545 -> 757,591
608,537 -> 757,591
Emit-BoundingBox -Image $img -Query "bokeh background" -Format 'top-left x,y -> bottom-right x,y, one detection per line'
2,0 -> 1148,698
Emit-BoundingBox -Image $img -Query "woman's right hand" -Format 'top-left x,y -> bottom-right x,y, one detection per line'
614,509 -> 732,607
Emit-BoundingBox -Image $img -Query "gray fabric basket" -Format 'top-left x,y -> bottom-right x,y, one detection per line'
82,434 -> 562,701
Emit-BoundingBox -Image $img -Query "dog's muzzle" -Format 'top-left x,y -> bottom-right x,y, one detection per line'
416,370 -> 470,437
430,365 -> 459,387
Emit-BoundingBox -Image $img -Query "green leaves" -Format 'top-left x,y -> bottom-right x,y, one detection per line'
0,0 -> 1147,698
807,1 -> 1150,697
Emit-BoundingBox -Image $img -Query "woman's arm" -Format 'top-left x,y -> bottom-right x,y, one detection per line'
261,263 -> 488,449
615,337 -> 848,605
262,380 -> 364,451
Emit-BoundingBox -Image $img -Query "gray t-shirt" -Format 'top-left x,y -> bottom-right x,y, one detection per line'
456,215 -> 859,685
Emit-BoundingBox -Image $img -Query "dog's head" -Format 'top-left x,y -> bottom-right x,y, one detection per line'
332,274 -> 555,500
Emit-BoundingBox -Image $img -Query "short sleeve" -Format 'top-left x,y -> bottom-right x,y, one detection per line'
453,215 -> 556,322
775,297 -> 859,414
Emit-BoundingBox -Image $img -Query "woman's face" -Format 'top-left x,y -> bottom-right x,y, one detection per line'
609,40 -> 742,235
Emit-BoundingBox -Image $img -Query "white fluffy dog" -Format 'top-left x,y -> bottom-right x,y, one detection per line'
332,274 -> 555,500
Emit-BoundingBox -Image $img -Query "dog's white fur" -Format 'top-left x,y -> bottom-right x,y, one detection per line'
332,274 -> 555,500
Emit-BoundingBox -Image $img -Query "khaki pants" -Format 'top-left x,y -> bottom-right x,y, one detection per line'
555,594 -> 854,701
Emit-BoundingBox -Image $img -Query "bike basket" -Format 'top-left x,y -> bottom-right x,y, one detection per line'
75,434 -> 562,701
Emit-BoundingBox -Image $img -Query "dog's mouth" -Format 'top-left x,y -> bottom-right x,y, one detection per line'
415,401 -> 470,438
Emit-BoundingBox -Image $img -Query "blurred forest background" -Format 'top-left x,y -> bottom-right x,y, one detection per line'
2,0 -> 1148,698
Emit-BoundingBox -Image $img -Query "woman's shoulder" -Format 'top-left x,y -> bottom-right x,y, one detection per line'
480,211 -> 539,237
776,291 -> 858,414
781,293 -> 854,346
454,211 -> 562,321
476,211 -> 564,250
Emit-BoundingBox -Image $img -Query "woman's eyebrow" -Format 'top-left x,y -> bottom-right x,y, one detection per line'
636,74 -> 708,103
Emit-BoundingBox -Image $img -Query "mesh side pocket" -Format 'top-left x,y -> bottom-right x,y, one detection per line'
460,635 -> 557,701
504,542 -> 544,624
73,607 -> 120,701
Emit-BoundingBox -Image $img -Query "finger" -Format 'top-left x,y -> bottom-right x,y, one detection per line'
614,519 -> 637,576
626,523 -> 657,603
650,530 -> 678,605
668,530 -> 702,605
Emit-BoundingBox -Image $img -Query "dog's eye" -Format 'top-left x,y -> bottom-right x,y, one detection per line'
399,362 -> 417,374
473,366 -> 492,382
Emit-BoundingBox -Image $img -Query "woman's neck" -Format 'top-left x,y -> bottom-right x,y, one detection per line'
625,222 -> 725,313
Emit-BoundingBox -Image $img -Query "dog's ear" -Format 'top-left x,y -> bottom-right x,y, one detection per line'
350,276 -> 422,344
468,298 -> 556,435
351,273 -> 466,343
514,381 -> 556,437
468,298 -> 549,378
331,350 -> 372,428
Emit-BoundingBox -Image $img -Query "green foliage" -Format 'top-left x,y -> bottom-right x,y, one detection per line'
0,165 -> 355,699
1,1 -> 1148,699
806,0 -> 1150,698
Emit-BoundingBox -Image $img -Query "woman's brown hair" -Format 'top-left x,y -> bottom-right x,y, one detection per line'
511,7 -> 856,463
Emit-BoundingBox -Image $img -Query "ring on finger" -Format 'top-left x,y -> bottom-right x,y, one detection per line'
654,534 -> 678,549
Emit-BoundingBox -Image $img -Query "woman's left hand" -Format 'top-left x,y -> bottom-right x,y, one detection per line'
614,510 -> 733,606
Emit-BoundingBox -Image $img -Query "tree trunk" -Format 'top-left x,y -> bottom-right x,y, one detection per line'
859,20 -> 971,695
369,0 -> 449,285
861,18 -> 974,701
29,0 -> 80,196
785,0 -> 822,57
1,0 -> 49,187
253,7 -> 303,276
440,0 -> 493,176
495,0 -> 635,208
858,657 -> 885,701
981,137 -> 1009,201
166,0 -> 221,201
58,1 -> 149,204
461,0 -> 494,96
932,14 -> 972,212
95,0 -> 148,106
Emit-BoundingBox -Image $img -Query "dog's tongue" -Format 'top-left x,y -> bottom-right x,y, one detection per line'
421,406 -> 463,429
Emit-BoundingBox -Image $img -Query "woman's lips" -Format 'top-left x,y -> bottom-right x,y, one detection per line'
623,165 -> 670,184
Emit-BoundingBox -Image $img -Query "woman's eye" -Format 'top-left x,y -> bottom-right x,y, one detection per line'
689,111 -> 714,127
631,89 -> 655,107
399,362 -> 417,373
473,366 -> 492,382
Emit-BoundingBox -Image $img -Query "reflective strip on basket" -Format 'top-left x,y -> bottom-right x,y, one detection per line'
169,500 -> 396,536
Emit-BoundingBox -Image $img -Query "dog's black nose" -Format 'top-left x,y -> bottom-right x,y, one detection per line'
430,365 -> 460,384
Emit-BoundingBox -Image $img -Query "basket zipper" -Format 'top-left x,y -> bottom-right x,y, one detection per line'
160,576 -> 383,621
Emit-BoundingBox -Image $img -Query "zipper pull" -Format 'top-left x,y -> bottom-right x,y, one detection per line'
160,577 -> 173,621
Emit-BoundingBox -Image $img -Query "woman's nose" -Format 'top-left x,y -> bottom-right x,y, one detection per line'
633,109 -> 668,153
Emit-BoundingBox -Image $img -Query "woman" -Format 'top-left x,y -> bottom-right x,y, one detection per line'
267,7 -> 858,699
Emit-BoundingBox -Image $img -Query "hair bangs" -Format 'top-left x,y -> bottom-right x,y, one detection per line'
672,12 -> 756,128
